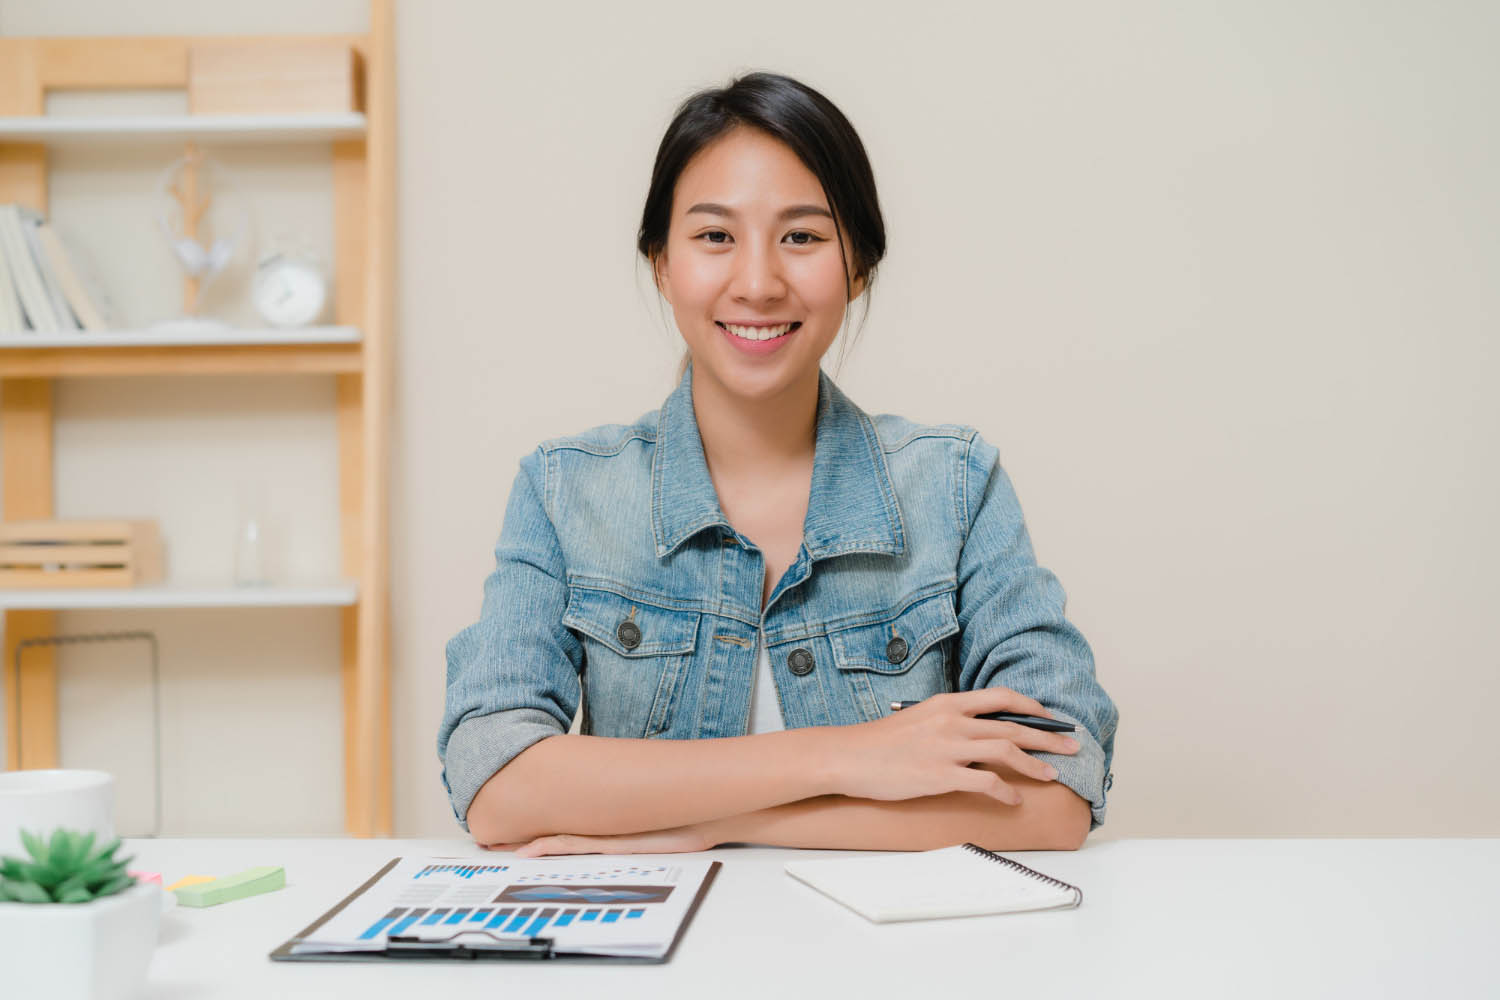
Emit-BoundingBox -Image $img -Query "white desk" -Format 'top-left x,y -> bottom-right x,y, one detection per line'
126,837 -> 1498,999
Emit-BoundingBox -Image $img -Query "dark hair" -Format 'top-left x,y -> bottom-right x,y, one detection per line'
637,71 -> 886,381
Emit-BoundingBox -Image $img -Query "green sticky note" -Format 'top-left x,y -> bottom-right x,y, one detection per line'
173,865 -> 285,907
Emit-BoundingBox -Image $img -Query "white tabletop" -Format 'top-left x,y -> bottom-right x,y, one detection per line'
125,836 -> 1499,999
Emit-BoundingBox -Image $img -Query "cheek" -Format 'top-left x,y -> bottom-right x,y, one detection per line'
792,252 -> 854,312
664,254 -> 723,311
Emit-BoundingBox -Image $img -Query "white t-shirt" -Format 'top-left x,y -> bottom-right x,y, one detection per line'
747,628 -> 787,735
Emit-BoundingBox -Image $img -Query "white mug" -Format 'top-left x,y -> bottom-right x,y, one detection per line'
0,769 -> 115,860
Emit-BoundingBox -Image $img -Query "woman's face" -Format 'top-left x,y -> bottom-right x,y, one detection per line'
654,126 -> 864,402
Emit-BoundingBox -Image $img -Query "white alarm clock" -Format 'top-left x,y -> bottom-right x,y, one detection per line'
251,251 -> 328,327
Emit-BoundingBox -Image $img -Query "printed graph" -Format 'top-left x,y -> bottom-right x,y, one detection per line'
358,905 -> 647,940
496,884 -> 674,905
512,864 -> 672,883
413,863 -> 510,879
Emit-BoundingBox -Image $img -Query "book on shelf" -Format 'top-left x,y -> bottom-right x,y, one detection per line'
0,202 -> 109,334
0,215 -> 20,332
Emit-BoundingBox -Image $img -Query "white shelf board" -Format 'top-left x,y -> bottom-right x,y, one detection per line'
0,581 -> 358,610
0,325 -> 362,349
0,112 -> 367,145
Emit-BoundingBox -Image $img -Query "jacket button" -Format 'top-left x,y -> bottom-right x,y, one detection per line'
885,636 -> 909,664
787,647 -> 815,676
616,620 -> 642,650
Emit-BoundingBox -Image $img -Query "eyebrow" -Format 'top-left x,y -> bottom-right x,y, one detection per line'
685,202 -> 833,222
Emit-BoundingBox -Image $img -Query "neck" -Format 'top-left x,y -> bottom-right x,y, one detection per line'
690,363 -> 819,483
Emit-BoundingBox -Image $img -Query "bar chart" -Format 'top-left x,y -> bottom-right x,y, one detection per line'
412,863 -> 510,879
358,905 -> 648,940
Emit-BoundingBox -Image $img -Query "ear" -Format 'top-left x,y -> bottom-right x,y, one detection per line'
652,252 -> 672,305
849,271 -> 867,302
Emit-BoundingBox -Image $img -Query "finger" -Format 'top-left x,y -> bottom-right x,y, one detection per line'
962,717 -> 1080,754
515,837 -> 569,857
956,765 -> 1022,805
956,686 -> 1052,719
512,840 -> 546,857
962,739 -> 1060,783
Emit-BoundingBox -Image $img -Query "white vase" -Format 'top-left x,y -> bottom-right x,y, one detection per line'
0,769 -> 114,859
0,880 -> 160,1000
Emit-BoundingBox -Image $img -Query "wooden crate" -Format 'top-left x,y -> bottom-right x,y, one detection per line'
0,519 -> 164,589
188,41 -> 364,114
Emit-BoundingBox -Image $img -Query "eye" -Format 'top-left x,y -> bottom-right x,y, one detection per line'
692,230 -> 825,246
786,231 -> 824,246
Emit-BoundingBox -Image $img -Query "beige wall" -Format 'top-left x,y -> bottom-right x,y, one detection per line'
1,1 -> 1495,839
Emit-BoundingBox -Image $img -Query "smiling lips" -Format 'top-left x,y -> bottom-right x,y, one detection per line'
716,321 -> 801,341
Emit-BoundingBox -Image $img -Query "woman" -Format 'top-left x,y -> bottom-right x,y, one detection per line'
439,72 -> 1117,857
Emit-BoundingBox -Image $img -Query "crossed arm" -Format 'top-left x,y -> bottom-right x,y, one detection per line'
466,728 -> 1093,855
697,766 -> 1091,853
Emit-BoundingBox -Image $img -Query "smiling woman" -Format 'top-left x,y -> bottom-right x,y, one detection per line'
636,76 -> 885,391
439,72 -> 1118,858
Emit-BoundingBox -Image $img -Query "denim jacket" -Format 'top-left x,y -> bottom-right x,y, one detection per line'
439,361 -> 1118,834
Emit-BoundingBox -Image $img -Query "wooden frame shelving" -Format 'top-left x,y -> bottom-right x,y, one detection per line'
0,111 -> 368,145
0,1 -> 396,836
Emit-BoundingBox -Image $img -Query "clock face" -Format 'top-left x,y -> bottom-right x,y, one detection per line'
253,258 -> 327,327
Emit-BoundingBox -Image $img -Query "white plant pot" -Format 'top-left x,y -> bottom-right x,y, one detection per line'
0,880 -> 160,1000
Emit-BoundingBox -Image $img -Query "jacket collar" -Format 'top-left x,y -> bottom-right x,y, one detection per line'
652,359 -> 906,560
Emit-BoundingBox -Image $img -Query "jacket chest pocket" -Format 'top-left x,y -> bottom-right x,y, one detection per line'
562,585 -> 701,738
829,590 -> 961,723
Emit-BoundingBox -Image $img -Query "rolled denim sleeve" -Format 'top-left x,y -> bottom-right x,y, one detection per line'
954,432 -> 1119,831
438,446 -> 584,833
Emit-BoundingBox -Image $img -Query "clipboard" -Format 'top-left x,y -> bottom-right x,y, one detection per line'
269,857 -> 722,965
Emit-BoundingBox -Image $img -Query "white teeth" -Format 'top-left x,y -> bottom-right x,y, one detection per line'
723,322 -> 793,341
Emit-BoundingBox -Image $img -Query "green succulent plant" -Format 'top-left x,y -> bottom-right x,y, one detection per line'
0,827 -> 136,904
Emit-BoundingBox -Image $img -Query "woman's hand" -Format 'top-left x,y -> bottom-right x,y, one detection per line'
480,822 -> 717,858
830,688 -> 1081,805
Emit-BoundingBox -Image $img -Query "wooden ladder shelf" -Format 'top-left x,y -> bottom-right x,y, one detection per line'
0,0 -> 396,836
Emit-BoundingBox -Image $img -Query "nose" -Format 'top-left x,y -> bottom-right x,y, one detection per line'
728,237 -> 787,304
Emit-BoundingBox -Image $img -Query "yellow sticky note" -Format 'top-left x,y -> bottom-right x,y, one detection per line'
166,874 -> 216,892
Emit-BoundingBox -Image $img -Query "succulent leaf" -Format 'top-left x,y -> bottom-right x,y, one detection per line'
74,831 -> 97,866
86,837 -> 123,866
48,828 -> 71,867
34,862 -> 68,890
92,874 -> 135,898
19,828 -> 45,862
53,868 -> 95,899
73,858 -> 117,886
3,878 -> 50,904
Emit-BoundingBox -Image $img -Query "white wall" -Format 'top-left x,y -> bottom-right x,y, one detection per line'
2,0 -> 1495,839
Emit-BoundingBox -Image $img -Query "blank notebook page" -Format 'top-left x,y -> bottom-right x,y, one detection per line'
784,843 -> 1082,923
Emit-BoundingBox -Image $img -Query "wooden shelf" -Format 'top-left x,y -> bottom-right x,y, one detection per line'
0,326 -> 364,376
1,18 -> 396,836
0,580 -> 358,611
0,325 -> 361,349
0,339 -> 363,377
0,112 -> 367,146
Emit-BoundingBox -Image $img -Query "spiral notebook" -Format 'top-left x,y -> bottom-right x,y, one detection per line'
784,843 -> 1082,923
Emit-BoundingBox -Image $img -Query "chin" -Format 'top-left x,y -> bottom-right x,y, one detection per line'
696,332 -> 840,389
700,352 -> 817,400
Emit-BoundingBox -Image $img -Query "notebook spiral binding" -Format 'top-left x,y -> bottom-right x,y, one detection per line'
960,843 -> 1084,905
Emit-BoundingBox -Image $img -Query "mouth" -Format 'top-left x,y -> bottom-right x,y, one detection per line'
716,320 -> 802,342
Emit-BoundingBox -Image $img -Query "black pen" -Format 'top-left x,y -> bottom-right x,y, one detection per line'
889,700 -> 1077,733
